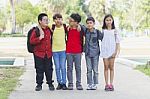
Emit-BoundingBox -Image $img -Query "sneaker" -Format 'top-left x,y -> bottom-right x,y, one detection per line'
49,84 -> 55,91
76,84 -> 83,90
104,84 -> 110,91
56,83 -> 62,90
87,84 -> 93,90
62,84 -> 68,90
109,84 -> 114,91
92,84 -> 97,90
35,85 -> 42,91
68,84 -> 73,90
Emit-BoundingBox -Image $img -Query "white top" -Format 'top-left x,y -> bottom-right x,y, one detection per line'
100,29 -> 120,58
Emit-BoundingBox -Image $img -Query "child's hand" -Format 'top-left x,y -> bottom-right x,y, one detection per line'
77,24 -> 81,32
39,33 -> 44,40
111,52 -> 117,58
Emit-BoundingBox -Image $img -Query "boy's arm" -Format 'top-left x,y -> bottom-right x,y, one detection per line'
79,24 -> 87,33
97,30 -> 103,41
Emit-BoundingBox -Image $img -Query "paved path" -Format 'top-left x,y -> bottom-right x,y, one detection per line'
9,55 -> 150,99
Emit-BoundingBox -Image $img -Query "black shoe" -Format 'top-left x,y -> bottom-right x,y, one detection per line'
62,84 -> 67,90
56,83 -> 62,90
49,84 -> 55,91
35,85 -> 42,91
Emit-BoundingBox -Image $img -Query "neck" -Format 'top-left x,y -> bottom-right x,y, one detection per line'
89,28 -> 94,32
71,25 -> 77,29
56,23 -> 62,28
107,26 -> 112,30
41,26 -> 46,29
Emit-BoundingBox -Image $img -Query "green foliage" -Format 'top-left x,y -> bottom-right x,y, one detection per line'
0,9 -> 7,33
0,67 -> 24,99
15,0 -> 40,30
136,65 -> 150,77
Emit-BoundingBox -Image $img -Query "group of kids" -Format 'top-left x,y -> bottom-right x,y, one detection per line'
29,12 -> 120,92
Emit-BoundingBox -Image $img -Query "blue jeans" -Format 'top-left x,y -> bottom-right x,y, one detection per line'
85,55 -> 99,84
53,51 -> 66,84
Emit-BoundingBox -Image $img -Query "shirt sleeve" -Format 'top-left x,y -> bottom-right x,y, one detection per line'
30,29 -> 41,45
80,24 -> 87,34
114,29 -> 121,43
98,29 -> 104,41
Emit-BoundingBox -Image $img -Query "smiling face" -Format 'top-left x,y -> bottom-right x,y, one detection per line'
39,16 -> 49,27
69,17 -> 78,27
105,16 -> 113,28
54,17 -> 63,26
86,20 -> 95,30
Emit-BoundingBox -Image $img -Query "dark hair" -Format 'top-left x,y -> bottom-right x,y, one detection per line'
102,14 -> 115,29
38,13 -> 48,22
70,13 -> 81,23
53,13 -> 62,20
86,16 -> 95,23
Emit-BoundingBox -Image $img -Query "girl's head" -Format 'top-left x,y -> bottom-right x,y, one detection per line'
102,14 -> 115,29
86,16 -> 95,30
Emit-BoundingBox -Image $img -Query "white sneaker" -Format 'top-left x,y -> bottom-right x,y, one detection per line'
92,84 -> 97,90
87,84 -> 93,90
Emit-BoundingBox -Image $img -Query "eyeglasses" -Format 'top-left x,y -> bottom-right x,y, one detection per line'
42,18 -> 49,22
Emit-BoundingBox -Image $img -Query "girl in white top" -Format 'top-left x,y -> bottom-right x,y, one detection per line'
101,14 -> 120,91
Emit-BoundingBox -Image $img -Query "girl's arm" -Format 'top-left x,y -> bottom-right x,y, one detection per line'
112,30 -> 121,58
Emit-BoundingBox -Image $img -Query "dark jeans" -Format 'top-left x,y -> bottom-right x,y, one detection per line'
34,55 -> 53,85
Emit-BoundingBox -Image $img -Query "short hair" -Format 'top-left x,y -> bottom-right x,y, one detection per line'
53,13 -> 62,20
86,16 -> 95,23
38,13 -> 48,22
70,13 -> 81,23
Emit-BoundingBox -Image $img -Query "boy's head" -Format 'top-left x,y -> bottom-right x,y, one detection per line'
53,13 -> 63,26
69,13 -> 81,27
38,13 -> 49,27
86,16 -> 95,29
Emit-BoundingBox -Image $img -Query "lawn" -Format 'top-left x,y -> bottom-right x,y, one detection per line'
0,67 -> 24,99
136,65 -> 150,77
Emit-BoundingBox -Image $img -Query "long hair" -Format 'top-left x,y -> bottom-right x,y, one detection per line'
102,14 -> 115,29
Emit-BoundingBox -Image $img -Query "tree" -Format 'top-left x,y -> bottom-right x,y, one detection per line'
0,9 -> 7,33
15,0 -> 40,33
9,0 -> 16,34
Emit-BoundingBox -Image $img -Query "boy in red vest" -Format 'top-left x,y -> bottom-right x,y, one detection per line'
30,13 -> 55,91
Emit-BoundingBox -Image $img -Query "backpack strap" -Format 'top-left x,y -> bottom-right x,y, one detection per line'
62,24 -> 68,42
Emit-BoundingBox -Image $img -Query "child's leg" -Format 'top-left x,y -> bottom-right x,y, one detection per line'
44,56 -> 54,91
92,55 -> 99,85
66,54 -> 74,86
53,52 -> 61,84
103,58 -> 109,85
85,55 -> 93,85
34,55 -> 45,86
74,54 -> 82,86
59,51 -> 67,85
109,57 -> 115,85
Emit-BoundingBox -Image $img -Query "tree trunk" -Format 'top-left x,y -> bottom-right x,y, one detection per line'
10,0 -> 16,34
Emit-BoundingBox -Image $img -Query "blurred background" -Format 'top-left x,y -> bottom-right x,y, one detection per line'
0,0 -> 149,36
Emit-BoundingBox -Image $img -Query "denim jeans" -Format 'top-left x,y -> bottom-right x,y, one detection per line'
67,53 -> 82,86
85,55 -> 99,84
53,51 -> 66,84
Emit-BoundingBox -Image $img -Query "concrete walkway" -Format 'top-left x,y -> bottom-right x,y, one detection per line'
9,55 -> 150,99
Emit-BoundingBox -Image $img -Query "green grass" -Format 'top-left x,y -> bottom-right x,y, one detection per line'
0,33 -> 26,37
0,67 -> 24,99
136,65 -> 150,77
